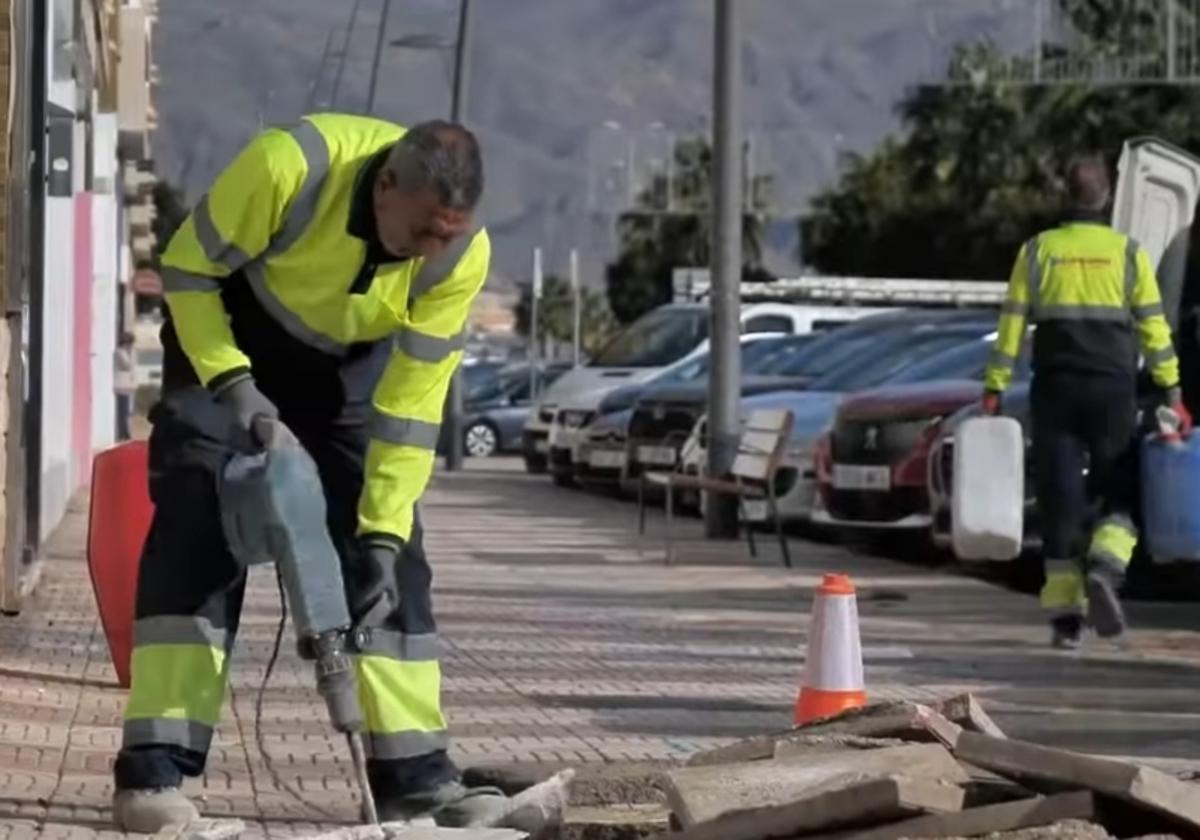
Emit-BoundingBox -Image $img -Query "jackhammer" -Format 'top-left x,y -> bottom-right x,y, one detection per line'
220,419 -> 379,824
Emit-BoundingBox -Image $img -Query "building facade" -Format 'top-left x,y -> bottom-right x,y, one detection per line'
0,0 -> 157,611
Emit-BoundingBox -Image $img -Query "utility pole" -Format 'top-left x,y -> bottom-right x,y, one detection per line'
443,0 -> 473,471
331,0 -> 364,108
705,0 -> 743,539
570,248 -> 582,366
365,0 -> 392,115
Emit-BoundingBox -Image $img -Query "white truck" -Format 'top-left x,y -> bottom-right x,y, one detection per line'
521,300 -> 890,478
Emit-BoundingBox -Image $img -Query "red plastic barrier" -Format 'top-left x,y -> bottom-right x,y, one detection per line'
86,440 -> 153,688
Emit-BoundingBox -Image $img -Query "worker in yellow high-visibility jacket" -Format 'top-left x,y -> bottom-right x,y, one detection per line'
983,156 -> 1191,650
110,114 -> 548,831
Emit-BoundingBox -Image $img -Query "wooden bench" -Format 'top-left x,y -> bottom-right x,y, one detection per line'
637,408 -> 794,566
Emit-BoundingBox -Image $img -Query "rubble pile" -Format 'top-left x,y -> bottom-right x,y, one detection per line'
655,694 -> 1200,840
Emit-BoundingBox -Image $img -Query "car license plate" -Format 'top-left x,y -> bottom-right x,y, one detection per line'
637,445 -> 677,466
533,438 -> 549,454
589,450 -> 626,469
832,464 -> 891,491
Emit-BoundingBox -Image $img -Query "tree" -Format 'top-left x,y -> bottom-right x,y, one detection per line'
605,138 -> 774,325
802,1 -> 1200,280
514,274 -> 618,359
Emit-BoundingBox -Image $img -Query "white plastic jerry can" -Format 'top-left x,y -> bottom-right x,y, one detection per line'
951,416 -> 1025,561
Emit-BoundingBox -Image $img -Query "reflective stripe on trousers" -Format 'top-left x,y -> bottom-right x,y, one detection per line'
1089,514 -> 1137,573
122,620 -> 450,760
1040,558 -> 1086,616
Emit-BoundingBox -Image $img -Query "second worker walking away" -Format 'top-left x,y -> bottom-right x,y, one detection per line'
982,155 -> 1191,649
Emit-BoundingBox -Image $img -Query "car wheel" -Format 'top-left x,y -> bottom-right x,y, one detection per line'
464,421 -> 499,458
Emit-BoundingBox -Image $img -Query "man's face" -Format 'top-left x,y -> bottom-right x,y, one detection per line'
373,174 -> 472,260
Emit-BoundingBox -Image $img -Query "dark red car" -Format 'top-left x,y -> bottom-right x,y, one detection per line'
812,338 -> 1032,532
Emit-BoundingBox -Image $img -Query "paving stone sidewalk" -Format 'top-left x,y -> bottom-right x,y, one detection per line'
2,459 -> 1200,838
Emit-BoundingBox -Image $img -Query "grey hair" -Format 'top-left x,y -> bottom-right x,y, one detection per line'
385,120 -> 484,211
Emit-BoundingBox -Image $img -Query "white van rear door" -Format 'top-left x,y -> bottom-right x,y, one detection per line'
1111,137 -> 1200,330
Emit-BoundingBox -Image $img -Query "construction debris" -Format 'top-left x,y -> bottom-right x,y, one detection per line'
668,744 -> 968,828
684,694 -> 1007,768
655,694 -> 1200,840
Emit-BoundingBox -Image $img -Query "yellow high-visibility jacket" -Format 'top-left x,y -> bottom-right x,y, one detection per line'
985,220 -> 1179,397
159,113 -> 490,543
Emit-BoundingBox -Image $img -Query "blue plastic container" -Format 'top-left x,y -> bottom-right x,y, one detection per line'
1141,432 -> 1200,562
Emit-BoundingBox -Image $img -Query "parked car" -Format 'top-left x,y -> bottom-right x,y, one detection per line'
522,301 -> 887,475
570,334 -> 810,488
811,336 -> 1033,532
632,312 -> 1000,494
437,363 -> 570,458
678,323 -> 1006,521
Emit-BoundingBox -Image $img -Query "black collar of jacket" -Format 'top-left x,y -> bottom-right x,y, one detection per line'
1062,208 -> 1110,226
347,146 -> 394,262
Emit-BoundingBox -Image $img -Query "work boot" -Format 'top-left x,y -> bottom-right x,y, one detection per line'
378,770 -> 574,837
112,787 -> 200,832
377,780 -> 511,826
1050,615 -> 1083,650
1085,565 -> 1127,639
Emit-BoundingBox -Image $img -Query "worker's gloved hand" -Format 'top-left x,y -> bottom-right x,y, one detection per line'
216,375 -> 296,449
216,375 -> 278,429
980,390 -> 1002,416
348,539 -> 401,628
1165,389 -> 1194,436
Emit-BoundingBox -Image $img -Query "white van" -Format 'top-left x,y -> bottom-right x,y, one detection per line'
522,301 -> 888,475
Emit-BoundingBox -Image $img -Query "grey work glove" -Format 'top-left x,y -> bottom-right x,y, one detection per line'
349,540 -> 401,628
216,376 -> 296,449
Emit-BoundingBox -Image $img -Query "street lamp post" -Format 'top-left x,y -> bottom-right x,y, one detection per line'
706,0 -> 743,539
384,3 -> 474,470
365,0 -> 392,114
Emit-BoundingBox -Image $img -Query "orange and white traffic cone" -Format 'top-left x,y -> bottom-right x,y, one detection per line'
794,573 -> 867,725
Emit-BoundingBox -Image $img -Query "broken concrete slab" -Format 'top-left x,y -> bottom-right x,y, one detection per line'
292,827 -> 526,840
684,704 -> 965,767
936,693 -> 1008,739
931,820 -> 1112,840
675,776 -> 964,840
668,743 -> 968,829
806,791 -> 1095,840
685,730 -> 793,766
914,706 -> 966,750
772,733 -> 910,759
953,732 -> 1200,832
564,803 -> 670,839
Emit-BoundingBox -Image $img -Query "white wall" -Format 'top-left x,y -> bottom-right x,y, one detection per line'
91,112 -> 119,451
38,3 -> 77,541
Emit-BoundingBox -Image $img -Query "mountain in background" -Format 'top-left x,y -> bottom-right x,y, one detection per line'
153,0 -> 1026,291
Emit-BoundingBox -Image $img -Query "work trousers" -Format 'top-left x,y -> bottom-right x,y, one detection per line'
114,280 -> 458,797
1030,372 -> 1140,620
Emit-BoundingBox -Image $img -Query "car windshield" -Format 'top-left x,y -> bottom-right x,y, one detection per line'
745,334 -> 816,373
808,330 -> 987,391
588,307 -> 708,368
653,335 -> 799,385
760,327 -> 894,378
886,338 -> 1033,385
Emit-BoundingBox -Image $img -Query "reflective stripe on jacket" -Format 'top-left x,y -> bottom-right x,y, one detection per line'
985,221 -> 1179,394
159,113 -> 490,542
